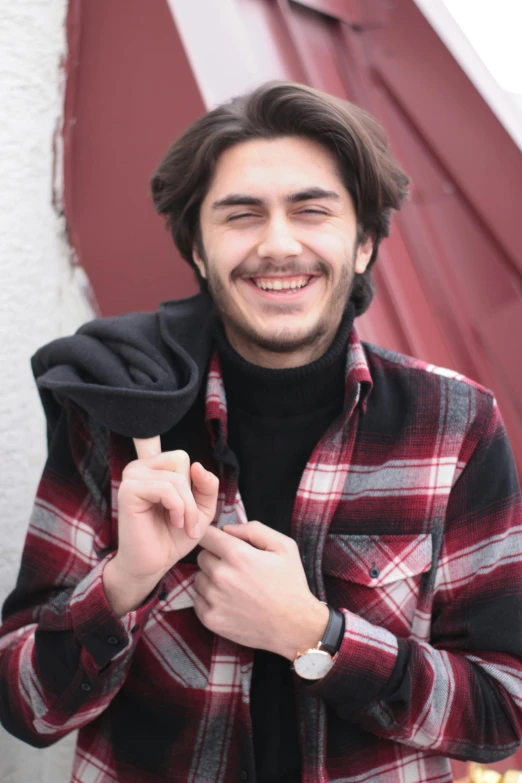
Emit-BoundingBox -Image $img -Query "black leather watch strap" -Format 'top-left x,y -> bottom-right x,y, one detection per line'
319,606 -> 345,655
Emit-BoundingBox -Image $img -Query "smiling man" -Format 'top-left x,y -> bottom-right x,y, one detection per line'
1,82 -> 521,783
192,136 -> 373,367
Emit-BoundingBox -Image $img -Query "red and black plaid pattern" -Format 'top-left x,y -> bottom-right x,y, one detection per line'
1,329 -> 521,783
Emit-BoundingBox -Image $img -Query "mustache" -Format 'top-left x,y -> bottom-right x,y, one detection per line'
233,260 -> 329,279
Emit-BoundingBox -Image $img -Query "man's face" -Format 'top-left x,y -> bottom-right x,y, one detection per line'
194,136 -> 373,366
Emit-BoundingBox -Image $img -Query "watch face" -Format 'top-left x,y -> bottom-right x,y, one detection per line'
294,650 -> 334,680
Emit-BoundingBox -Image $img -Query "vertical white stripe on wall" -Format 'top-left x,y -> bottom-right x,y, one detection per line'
0,1 -> 94,780
413,0 -> 522,151
166,0 -> 289,109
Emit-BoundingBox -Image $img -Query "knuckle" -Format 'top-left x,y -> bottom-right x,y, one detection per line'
286,536 -> 299,553
117,479 -> 133,499
212,565 -> 228,589
204,609 -> 220,632
195,585 -> 208,608
208,472 -> 220,490
167,491 -> 184,514
248,520 -> 264,537
193,594 -> 204,618
194,598 -> 214,628
122,461 -> 138,480
171,473 -> 191,494
194,572 -> 214,601
226,549 -> 242,570
169,450 -> 191,472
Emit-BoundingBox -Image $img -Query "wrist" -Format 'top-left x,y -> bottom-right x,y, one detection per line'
278,598 -> 330,661
291,604 -> 344,681
102,556 -> 163,617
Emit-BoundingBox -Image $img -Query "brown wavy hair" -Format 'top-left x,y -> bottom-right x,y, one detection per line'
151,81 -> 410,316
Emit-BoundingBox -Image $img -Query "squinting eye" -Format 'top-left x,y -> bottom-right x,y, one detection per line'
299,209 -> 327,216
227,213 -> 256,221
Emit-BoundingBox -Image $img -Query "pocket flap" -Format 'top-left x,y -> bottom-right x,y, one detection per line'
323,533 -> 433,587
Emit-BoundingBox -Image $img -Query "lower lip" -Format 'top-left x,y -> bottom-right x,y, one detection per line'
244,277 -> 319,301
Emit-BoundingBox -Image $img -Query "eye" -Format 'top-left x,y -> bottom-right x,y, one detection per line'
298,209 -> 327,216
227,212 -> 257,222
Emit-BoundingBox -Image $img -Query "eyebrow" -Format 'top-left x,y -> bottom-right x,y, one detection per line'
211,187 -> 341,210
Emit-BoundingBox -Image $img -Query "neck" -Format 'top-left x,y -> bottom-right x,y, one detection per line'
214,304 -> 355,417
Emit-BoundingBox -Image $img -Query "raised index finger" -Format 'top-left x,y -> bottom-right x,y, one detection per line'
133,436 -> 162,460
132,439 -> 191,484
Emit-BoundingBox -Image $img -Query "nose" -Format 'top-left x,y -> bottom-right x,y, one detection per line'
257,215 -> 302,261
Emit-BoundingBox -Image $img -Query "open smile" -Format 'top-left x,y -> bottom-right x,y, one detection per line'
243,275 -> 319,300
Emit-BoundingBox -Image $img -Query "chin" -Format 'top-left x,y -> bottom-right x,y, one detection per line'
250,324 -> 326,354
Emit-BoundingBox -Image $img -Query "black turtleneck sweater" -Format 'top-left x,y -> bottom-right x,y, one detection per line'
214,305 -> 355,783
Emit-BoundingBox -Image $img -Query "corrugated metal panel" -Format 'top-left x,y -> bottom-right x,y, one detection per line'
62,0 -> 205,316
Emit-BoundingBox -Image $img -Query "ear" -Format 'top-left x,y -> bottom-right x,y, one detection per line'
192,245 -> 207,279
354,234 -> 374,275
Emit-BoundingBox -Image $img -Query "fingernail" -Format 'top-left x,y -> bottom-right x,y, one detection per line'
193,524 -> 202,538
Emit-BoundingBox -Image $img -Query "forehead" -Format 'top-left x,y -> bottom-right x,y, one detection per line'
204,136 -> 346,200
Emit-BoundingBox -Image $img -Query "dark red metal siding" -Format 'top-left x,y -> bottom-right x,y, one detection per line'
63,0 -> 205,317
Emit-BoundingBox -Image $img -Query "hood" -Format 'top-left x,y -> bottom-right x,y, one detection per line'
31,293 -> 215,444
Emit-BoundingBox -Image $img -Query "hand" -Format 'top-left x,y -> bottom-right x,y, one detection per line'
194,521 -> 329,660
103,436 -> 219,616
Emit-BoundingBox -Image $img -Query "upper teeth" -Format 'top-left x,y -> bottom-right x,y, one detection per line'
253,277 -> 310,290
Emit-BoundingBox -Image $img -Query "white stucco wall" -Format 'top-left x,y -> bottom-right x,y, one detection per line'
0,2 -> 94,781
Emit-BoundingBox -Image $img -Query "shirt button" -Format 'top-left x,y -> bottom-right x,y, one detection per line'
81,681 -> 92,692
131,624 -> 140,634
369,566 -> 380,579
107,635 -> 120,645
159,585 -> 168,601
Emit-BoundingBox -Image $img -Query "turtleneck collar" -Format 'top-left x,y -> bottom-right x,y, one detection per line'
213,302 -> 356,418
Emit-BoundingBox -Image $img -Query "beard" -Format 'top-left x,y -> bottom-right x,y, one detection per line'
199,245 -> 358,356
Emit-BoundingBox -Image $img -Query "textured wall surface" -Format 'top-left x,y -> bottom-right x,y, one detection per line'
0,1 -> 94,780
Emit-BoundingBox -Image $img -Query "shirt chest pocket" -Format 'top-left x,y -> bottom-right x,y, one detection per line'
322,533 -> 433,638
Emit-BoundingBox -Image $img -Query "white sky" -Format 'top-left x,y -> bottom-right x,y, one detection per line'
441,0 -> 522,94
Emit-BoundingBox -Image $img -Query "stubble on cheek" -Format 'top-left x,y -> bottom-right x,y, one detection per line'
201,247 -> 357,354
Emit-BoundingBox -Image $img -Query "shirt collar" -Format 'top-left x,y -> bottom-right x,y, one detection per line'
344,326 -> 373,415
205,325 -> 373,455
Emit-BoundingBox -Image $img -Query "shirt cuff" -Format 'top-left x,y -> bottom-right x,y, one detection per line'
304,608 -> 398,713
69,555 -> 159,673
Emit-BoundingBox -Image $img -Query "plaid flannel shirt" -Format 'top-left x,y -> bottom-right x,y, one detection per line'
1,329 -> 521,783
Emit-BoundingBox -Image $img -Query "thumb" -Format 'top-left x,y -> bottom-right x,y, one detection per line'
133,436 -> 162,460
223,521 -> 286,552
190,463 -> 220,524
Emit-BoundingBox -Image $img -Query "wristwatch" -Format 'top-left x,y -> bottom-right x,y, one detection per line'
292,605 -> 344,680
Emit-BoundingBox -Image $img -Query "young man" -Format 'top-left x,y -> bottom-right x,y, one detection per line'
1,82 -> 521,783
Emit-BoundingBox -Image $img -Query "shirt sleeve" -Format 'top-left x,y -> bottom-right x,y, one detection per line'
307,393 -> 522,763
0,402 -> 158,747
